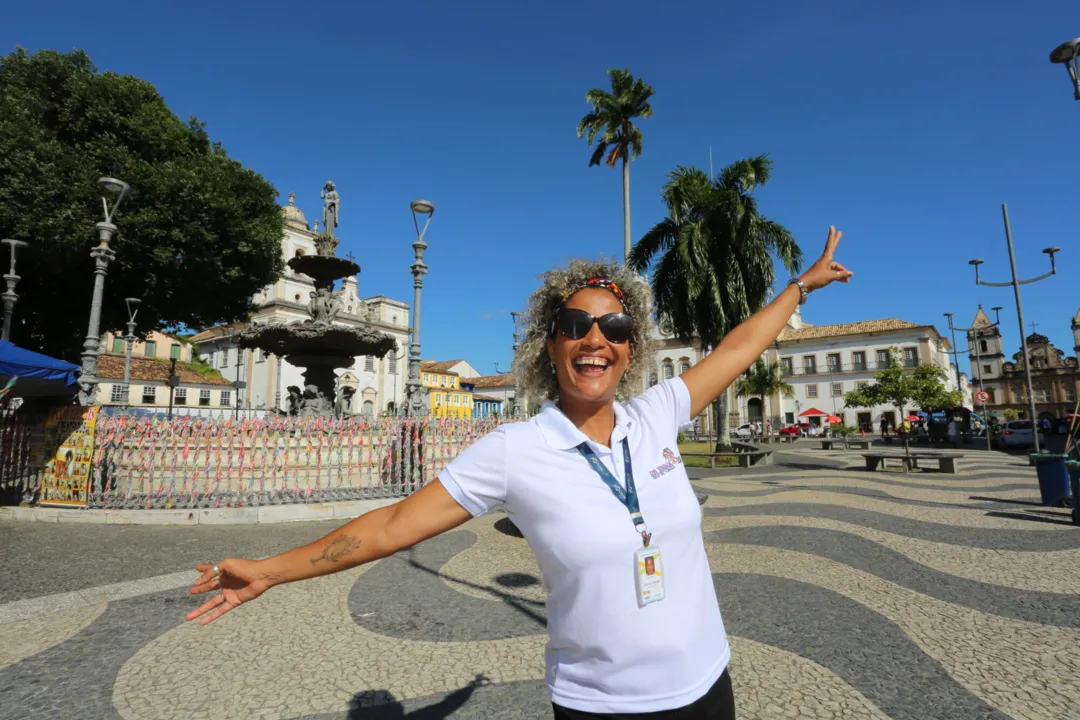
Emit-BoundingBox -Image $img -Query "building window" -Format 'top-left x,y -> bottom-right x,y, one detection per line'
982,364 -> 992,374
1034,388 -> 1050,403
663,362 -> 674,380
199,389 -> 211,406
1065,388 -> 1076,402
219,350 -> 230,368
141,386 -> 156,404
784,412 -> 795,425
648,371 -> 658,386
781,358 -> 793,377
831,382 -> 843,397
679,360 -> 690,375
806,384 -> 818,398
851,351 -> 866,371
220,390 -> 232,407
389,353 -> 397,375
903,347 -> 918,367
434,393 -> 442,406
876,350 -> 890,368
174,388 -> 187,405
365,356 -> 374,372
362,400 -> 374,416
802,356 -> 817,375
110,384 -> 127,403
980,340 -> 988,352
144,340 -> 157,357
826,353 -> 841,372
111,337 -> 125,353
855,380 -> 869,389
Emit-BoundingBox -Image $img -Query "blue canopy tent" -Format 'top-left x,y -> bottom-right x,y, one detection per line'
0,340 -> 80,398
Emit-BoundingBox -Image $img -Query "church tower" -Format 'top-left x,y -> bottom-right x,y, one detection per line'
1073,308 -> 1080,355
968,305 -> 1005,406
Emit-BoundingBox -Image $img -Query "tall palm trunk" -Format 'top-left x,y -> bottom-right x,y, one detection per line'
621,150 -> 631,263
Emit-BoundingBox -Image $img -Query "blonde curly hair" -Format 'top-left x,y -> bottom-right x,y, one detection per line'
517,259 -> 661,404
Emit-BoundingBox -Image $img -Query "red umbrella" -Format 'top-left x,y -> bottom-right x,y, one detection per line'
798,407 -> 828,418
904,415 -> 921,422
826,415 -> 842,423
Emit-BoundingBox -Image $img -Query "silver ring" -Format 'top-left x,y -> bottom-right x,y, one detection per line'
211,564 -> 220,577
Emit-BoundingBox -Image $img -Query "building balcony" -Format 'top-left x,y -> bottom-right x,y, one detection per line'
781,360 -> 921,377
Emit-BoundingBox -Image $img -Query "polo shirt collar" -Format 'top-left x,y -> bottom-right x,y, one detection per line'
536,400 -> 633,451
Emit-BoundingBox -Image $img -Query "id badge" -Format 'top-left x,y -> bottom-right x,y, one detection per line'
635,546 -> 665,607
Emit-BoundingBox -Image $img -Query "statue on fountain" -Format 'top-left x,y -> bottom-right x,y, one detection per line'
237,182 -> 397,417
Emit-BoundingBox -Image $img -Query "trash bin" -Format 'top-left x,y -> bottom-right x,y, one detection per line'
1066,461 -> 1080,526
1031,453 -> 1071,507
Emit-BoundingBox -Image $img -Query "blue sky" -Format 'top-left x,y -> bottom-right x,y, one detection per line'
5,1 -> 1079,375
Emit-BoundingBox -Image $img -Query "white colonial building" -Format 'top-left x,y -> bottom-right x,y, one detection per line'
635,306 -> 966,435
190,193 -> 411,416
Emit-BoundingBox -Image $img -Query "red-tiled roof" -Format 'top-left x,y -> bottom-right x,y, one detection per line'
468,374 -> 516,389
778,319 -> 929,342
472,393 -> 502,402
421,360 -> 462,375
189,322 -> 249,343
97,354 -> 233,386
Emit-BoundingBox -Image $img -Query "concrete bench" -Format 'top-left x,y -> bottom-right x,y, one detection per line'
820,439 -> 871,450
682,450 -> 774,469
862,452 -> 962,474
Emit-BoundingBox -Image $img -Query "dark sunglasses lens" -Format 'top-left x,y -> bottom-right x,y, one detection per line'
558,309 -> 594,339
598,313 -> 633,342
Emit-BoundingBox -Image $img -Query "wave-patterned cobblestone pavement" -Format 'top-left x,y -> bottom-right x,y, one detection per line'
0,446 -> 1075,718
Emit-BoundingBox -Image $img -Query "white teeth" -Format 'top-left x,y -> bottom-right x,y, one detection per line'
574,357 -> 610,367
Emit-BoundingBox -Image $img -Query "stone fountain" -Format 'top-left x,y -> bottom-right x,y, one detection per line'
238,182 -> 397,416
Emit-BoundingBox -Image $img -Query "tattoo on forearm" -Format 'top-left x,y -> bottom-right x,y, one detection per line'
262,571 -> 287,585
310,536 -> 362,567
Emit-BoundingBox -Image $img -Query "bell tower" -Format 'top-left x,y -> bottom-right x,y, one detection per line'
1073,308 -> 1080,355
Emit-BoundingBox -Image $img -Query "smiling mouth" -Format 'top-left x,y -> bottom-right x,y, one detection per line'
572,356 -> 612,377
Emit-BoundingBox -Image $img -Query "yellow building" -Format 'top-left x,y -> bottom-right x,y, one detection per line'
421,360 -> 473,418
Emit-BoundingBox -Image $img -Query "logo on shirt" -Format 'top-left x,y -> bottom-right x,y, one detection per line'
648,448 -> 683,479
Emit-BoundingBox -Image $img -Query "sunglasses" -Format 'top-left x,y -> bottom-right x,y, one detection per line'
552,308 -> 634,343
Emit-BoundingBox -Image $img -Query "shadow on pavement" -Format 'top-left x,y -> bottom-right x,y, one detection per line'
342,674 -> 487,718
969,495 -> 1043,507
985,510 -> 1076,527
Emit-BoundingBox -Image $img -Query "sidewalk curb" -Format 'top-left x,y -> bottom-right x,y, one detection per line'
0,498 -> 401,526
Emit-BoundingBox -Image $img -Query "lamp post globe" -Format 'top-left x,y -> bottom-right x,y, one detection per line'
1,238 -> 28,342
121,297 -> 141,406
1049,37 -> 1080,101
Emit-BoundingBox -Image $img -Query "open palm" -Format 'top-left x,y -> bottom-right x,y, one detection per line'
186,558 -> 272,626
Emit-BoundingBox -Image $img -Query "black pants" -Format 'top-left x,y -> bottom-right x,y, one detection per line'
552,669 -> 735,720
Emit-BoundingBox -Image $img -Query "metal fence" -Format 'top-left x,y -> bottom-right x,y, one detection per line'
2,408 -> 511,510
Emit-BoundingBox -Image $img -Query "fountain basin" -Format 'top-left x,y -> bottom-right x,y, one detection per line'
288,255 -> 361,288
238,323 -> 397,359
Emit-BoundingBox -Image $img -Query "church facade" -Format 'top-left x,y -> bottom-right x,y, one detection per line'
190,192 -> 411,415
966,307 -> 1080,420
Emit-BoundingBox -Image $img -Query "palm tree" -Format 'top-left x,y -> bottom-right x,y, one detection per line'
735,359 -> 793,432
629,156 -> 802,445
577,68 -> 654,263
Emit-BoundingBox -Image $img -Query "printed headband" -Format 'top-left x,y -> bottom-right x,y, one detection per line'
561,277 -> 626,304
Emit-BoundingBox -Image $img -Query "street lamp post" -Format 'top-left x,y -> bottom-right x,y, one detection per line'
945,306 -> 1003,451
233,346 -> 246,419
969,204 -> 1060,453
510,311 -> 523,416
167,342 -> 180,419
1,239 -> 28,341
122,297 -> 141,406
1049,37 -> 1080,101
403,200 -> 434,417
78,177 -> 131,406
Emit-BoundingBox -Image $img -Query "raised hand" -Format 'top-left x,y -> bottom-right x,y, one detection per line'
185,557 -> 275,626
800,226 -> 852,292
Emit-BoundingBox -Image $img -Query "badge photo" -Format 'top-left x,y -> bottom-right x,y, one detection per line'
635,546 -> 665,607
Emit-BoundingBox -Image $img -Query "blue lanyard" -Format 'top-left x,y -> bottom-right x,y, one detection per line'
576,439 -> 651,547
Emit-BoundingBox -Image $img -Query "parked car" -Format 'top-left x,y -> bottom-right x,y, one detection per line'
730,423 -> 756,438
995,420 -> 1045,449
779,425 -> 803,437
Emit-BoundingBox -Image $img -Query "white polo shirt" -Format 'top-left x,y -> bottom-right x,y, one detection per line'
438,378 -> 729,714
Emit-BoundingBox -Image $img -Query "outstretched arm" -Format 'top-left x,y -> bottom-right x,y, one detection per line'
186,480 -> 472,625
681,226 -> 852,419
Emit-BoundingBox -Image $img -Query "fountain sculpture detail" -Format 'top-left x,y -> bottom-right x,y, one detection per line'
238,184 -> 396,416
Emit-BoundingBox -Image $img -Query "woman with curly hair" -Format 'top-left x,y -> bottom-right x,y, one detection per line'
188,227 -> 852,719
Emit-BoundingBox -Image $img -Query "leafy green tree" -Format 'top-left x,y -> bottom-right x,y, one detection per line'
0,48 -> 284,360
735,359 -> 793,429
844,348 -> 962,452
576,68 -> 654,262
629,158 -> 802,444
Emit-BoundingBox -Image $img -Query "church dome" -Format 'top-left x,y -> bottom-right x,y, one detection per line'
282,192 -> 310,231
